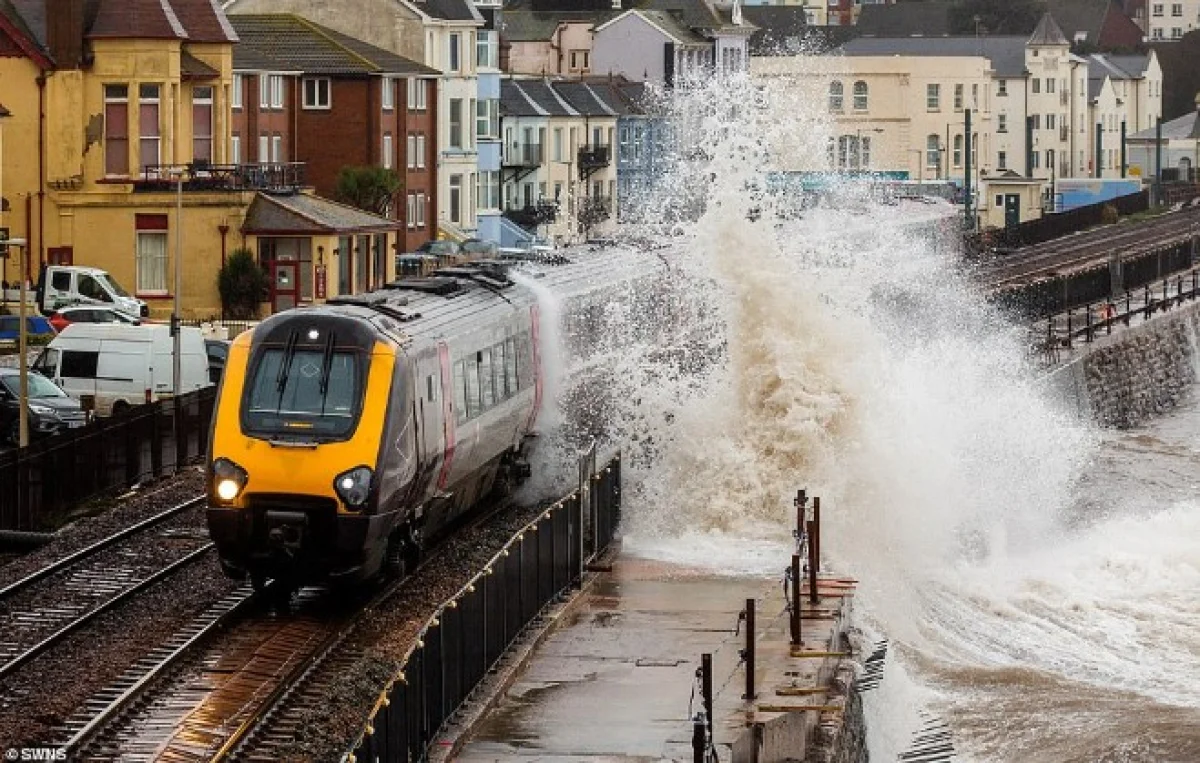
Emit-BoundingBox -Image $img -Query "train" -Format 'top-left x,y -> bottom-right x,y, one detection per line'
205,264 -> 543,589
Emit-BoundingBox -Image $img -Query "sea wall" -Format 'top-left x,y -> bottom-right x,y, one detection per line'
1045,300 -> 1200,428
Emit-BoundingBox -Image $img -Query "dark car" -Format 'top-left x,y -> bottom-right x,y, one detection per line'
0,315 -> 56,343
0,368 -> 86,444
460,239 -> 498,259
205,339 -> 231,385
416,239 -> 462,264
48,305 -> 141,333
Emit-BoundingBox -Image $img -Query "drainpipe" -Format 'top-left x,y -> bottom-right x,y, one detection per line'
36,74 -> 46,269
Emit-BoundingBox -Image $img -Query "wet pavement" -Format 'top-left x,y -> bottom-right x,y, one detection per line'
453,554 -> 857,762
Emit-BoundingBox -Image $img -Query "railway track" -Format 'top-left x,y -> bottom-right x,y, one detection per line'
0,496 -> 209,683
976,205 -> 1200,289
55,497 -> 518,762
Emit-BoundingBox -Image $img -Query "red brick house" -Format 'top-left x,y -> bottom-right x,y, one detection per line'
228,14 -> 440,253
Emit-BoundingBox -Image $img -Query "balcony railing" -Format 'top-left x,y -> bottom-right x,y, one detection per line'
502,144 -> 543,167
504,201 -> 557,228
132,162 -> 306,193
578,145 -> 610,168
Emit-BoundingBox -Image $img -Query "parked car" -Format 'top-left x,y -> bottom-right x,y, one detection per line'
48,305 -> 141,333
0,314 -> 57,344
416,239 -> 463,265
205,339 -> 230,385
460,239 -> 498,260
0,367 -> 87,444
32,324 -> 211,416
36,264 -> 149,318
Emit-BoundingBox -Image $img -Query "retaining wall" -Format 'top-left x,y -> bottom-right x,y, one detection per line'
1046,298 -> 1200,427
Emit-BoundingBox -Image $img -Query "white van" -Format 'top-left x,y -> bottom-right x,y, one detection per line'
32,324 -> 211,415
37,265 -> 148,318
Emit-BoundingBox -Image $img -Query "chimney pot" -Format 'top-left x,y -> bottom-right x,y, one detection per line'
46,0 -> 86,69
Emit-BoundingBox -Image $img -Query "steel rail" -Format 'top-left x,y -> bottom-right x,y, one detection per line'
0,494 -> 207,602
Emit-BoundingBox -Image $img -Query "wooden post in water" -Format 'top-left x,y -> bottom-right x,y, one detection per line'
743,599 -> 756,700
790,554 -> 802,647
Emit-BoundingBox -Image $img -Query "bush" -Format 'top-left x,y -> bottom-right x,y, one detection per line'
1101,203 -> 1119,225
218,248 -> 269,319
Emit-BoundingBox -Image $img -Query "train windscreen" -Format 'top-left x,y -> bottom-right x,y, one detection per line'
243,347 -> 365,439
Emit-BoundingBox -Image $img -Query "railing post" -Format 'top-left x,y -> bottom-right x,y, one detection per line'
702,652 -> 714,734
1085,304 -> 1093,343
790,553 -> 802,647
1066,310 -> 1073,349
742,598 -> 755,701
807,516 -> 819,606
813,496 -> 821,569
1125,291 -> 1132,326
1144,285 -> 1151,320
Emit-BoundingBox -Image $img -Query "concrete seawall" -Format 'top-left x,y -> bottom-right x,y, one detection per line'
1045,299 -> 1200,427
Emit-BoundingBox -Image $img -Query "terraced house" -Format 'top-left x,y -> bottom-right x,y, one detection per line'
0,0 -> 252,317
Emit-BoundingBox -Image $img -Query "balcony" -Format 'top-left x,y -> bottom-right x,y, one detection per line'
578,145 -> 610,169
132,162 -> 306,194
502,144 -> 543,168
503,200 -> 557,229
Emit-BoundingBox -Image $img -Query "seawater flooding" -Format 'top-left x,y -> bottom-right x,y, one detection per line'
519,62 -> 1199,762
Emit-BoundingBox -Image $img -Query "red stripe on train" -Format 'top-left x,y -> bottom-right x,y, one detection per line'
436,341 -> 456,491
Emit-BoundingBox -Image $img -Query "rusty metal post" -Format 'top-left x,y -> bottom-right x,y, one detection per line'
742,599 -> 755,700
1085,303 -> 1093,342
813,496 -> 821,569
794,489 -> 806,546
790,554 -> 802,647
702,652 -> 714,731
1125,291 -> 1131,325
807,519 -> 819,605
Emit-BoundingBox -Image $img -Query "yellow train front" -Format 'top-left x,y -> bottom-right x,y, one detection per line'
205,309 -> 418,588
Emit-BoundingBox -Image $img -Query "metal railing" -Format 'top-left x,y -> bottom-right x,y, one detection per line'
578,145 -> 611,168
346,446 -> 622,763
133,162 -> 306,193
0,387 -> 216,531
502,144 -> 543,167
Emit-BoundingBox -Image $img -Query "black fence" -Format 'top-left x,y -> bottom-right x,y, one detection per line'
975,189 -> 1150,251
0,387 -> 216,531
347,449 -> 622,763
992,237 -> 1198,320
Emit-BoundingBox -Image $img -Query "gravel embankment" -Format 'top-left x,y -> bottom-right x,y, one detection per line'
0,468 -> 207,589
268,500 -> 556,762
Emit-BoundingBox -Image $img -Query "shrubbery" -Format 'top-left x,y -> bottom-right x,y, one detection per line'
218,248 -> 269,319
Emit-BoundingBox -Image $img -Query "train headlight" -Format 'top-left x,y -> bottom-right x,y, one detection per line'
211,458 -> 249,503
334,466 -> 374,509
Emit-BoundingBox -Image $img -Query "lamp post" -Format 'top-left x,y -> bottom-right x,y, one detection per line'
8,236 -> 30,447
173,170 -> 183,399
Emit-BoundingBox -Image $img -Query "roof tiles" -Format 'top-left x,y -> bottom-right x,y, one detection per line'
229,14 -> 438,76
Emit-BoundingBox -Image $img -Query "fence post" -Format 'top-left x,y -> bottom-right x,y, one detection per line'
1066,310 -> 1073,349
813,496 -> 821,570
702,652 -> 714,735
1144,285 -> 1151,320
1085,304 -> 1093,343
790,554 -> 802,647
742,598 -> 755,701
807,516 -> 819,606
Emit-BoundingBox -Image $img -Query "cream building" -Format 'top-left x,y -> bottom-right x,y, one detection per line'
752,13 -> 1162,227
1147,0 -> 1200,40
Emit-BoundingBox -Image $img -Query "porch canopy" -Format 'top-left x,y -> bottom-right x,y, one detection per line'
241,192 -> 403,236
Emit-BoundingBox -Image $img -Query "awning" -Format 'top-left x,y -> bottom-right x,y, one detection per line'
242,192 -> 404,235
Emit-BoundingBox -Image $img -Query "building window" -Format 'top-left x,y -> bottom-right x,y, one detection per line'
231,134 -> 241,163
259,135 -> 269,163
232,74 -> 243,109
860,136 -> 871,168
259,74 -> 270,108
1171,2 -> 1181,14
1046,77 -> 1055,93
1046,114 -> 1056,130
383,133 -> 393,169
139,84 -> 161,171
450,174 -> 462,223
104,84 -> 129,176
554,128 -> 564,162
303,78 -> 331,109
416,134 -> 426,168
926,83 -> 940,110
449,32 -> 461,73
271,134 -> 282,162
569,49 -> 590,71
406,78 -> 426,111
1045,148 -> 1055,170
416,193 -> 426,227
971,133 -> 978,167
1032,151 -> 1040,169
271,75 -> 283,108
953,134 -> 963,167
954,83 -> 963,110
477,30 -> 498,69
1171,26 -> 1182,38
407,134 -> 416,168
829,80 -> 843,111
407,193 -> 416,228
998,79 -> 1007,96
1032,114 -> 1042,130
135,214 -> 168,294
926,134 -> 940,168
382,77 -> 394,110
407,78 -> 416,109
193,86 -> 213,162
998,113 -> 1008,133
1152,3 -> 1163,14
476,99 -> 499,140
1032,78 -> 1041,94
449,99 -> 463,148
852,80 -> 868,110
998,151 -> 1007,169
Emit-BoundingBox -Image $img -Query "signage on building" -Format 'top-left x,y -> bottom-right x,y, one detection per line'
315,264 -> 327,300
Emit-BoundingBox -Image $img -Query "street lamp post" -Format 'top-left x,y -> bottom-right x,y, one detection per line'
173,171 -> 183,399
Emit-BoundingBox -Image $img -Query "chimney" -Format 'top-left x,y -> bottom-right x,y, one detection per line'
46,0 -> 86,69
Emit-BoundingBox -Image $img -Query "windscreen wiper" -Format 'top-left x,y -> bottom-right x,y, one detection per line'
318,330 -> 337,405
274,330 -> 300,413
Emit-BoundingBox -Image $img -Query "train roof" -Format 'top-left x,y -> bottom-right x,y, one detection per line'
261,245 -> 665,349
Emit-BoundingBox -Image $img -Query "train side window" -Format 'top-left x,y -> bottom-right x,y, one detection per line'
464,354 -> 481,420
505,337 -> 518,393
453,360 -> 467,425
479,349 -> 494,409
493,341 -> 507,400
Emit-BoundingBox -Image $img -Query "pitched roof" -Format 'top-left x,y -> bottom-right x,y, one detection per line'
856,1 -> 953,37
629,0 -> 723,32
420,0 -> 482,24
500,79 -> 548,117
86,0 -> 188,40
839,36 -> 1028,77
1128,109 -> 1200,140
578,79 -> 645,116
514,79 -> 578,116
1027,13 -> 1068,45
596,8 -> 707,44
499,9 -> 612,42
228,14 -> 438,76
5,0 -> 236,48
180,49 -> 219,78
241,192 -> 402,235
0,0 -> 52,64
166,0 -> 238,43
554,81 -> 617,116
740,5 -> 807,56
